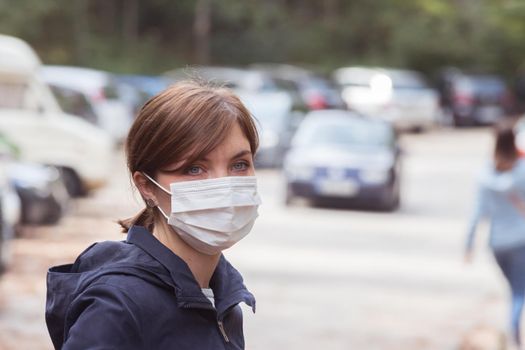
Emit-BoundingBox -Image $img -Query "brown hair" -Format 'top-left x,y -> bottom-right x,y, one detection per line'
494,120 -> 518,172
118,80 -> 259,232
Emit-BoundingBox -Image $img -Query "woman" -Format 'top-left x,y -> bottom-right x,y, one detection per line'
466,120 -> 525,349
46,81 -> 260,349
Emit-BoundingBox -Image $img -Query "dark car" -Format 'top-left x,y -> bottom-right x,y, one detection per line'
0,139 -> 20,272
284,110 -> 401,210
0,134 -> 69,225
438,71 -> 509,126
0,183 -> 16,273
8,163 -> 69,225
251,64 -> 345,111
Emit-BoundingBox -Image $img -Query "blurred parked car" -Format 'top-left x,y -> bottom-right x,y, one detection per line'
437,70 -> 508,126
165,66 -> 278,93
0,133 -> 69,225
116,74 -> 171,105
284,110 -> 401,210
250,63 -> 345,111
0,166 -> 20,273
0,34 -> 113,197
47,84 -> 98,125
41,65 -> 133,143
8,163 -> 69,225
0,197 -> 12,272
238,91 -> 302,168
333,66 -> 439,131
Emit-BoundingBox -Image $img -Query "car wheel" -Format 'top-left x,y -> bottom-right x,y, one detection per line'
42,200 -> 63,225
453,112 -> 475,127
378,184 -> 400,212
452,113 -> 463,127
60,168 -> 86,197
411,125 -> 425,133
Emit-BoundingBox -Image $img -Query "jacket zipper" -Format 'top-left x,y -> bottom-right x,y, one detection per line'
217,320 -> 230,343
181,302 -> 233,343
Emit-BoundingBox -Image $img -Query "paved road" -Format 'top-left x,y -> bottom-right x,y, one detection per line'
0,127 -> 510,349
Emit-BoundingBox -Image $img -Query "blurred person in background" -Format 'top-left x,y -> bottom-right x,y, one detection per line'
45,81 -> 260,349
465,120 -> 525,349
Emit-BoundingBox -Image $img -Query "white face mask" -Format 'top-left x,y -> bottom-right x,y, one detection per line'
143,174 -> 261,255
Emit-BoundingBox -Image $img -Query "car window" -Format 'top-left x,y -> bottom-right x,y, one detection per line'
50,85 -> 98,124
389,72 -> 427,89
295,118 -> 393,148
274,78 -> 299,92
305,76 -> 337,90
467,76 -> 506,95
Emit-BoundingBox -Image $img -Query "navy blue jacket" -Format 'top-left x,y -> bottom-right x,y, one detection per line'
46,225 -> 255,349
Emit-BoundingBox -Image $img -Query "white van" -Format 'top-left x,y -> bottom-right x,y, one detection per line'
0,34 -> 113,196
333,66 -> 440,131
41,65 -> 133,143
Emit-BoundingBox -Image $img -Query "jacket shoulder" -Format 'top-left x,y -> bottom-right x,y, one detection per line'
72,239 -> 153,272
63,282 -> 145,349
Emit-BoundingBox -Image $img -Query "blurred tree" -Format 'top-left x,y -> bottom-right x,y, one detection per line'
0,0 -> 522,79
74,0 -> 89,66
194,0 -> 211,64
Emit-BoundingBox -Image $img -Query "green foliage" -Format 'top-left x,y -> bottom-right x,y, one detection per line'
0,0 -> 524,77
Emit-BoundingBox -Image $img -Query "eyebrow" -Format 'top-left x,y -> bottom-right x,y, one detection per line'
231,149 -> 252,160
159,150 -> 253,173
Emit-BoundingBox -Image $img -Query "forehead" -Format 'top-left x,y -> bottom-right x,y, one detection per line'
160,122 -> 251,171
202,123 -> 251,158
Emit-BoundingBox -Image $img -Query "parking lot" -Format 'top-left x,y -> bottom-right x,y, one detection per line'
0,127 -> 511,350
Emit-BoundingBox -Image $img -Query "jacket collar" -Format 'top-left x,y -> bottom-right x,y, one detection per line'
127,225 -> 255,315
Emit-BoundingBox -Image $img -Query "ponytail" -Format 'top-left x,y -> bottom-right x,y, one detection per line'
117,207 -> 156,233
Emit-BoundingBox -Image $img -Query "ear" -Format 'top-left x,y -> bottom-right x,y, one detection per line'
132,171 -> 158,206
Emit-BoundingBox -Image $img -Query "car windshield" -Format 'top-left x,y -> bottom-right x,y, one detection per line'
388,72 -> 427,89
50,85 -> 98,125
294,117 -> 393,148
304,76 -> 337,90
462,76 -> 505,95
240,92 -> 292,130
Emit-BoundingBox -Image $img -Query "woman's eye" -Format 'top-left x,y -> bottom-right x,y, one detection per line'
232,161 -> 249,171
185,165 -> 204,175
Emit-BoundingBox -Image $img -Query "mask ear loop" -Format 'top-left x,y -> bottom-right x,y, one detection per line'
142,172 -> 171,220
142,172 -> 171,195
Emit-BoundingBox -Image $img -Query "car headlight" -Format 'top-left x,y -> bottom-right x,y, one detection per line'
360,169 -> 390,184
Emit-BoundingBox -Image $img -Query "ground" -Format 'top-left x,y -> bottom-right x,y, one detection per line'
0,127 -> 512,350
